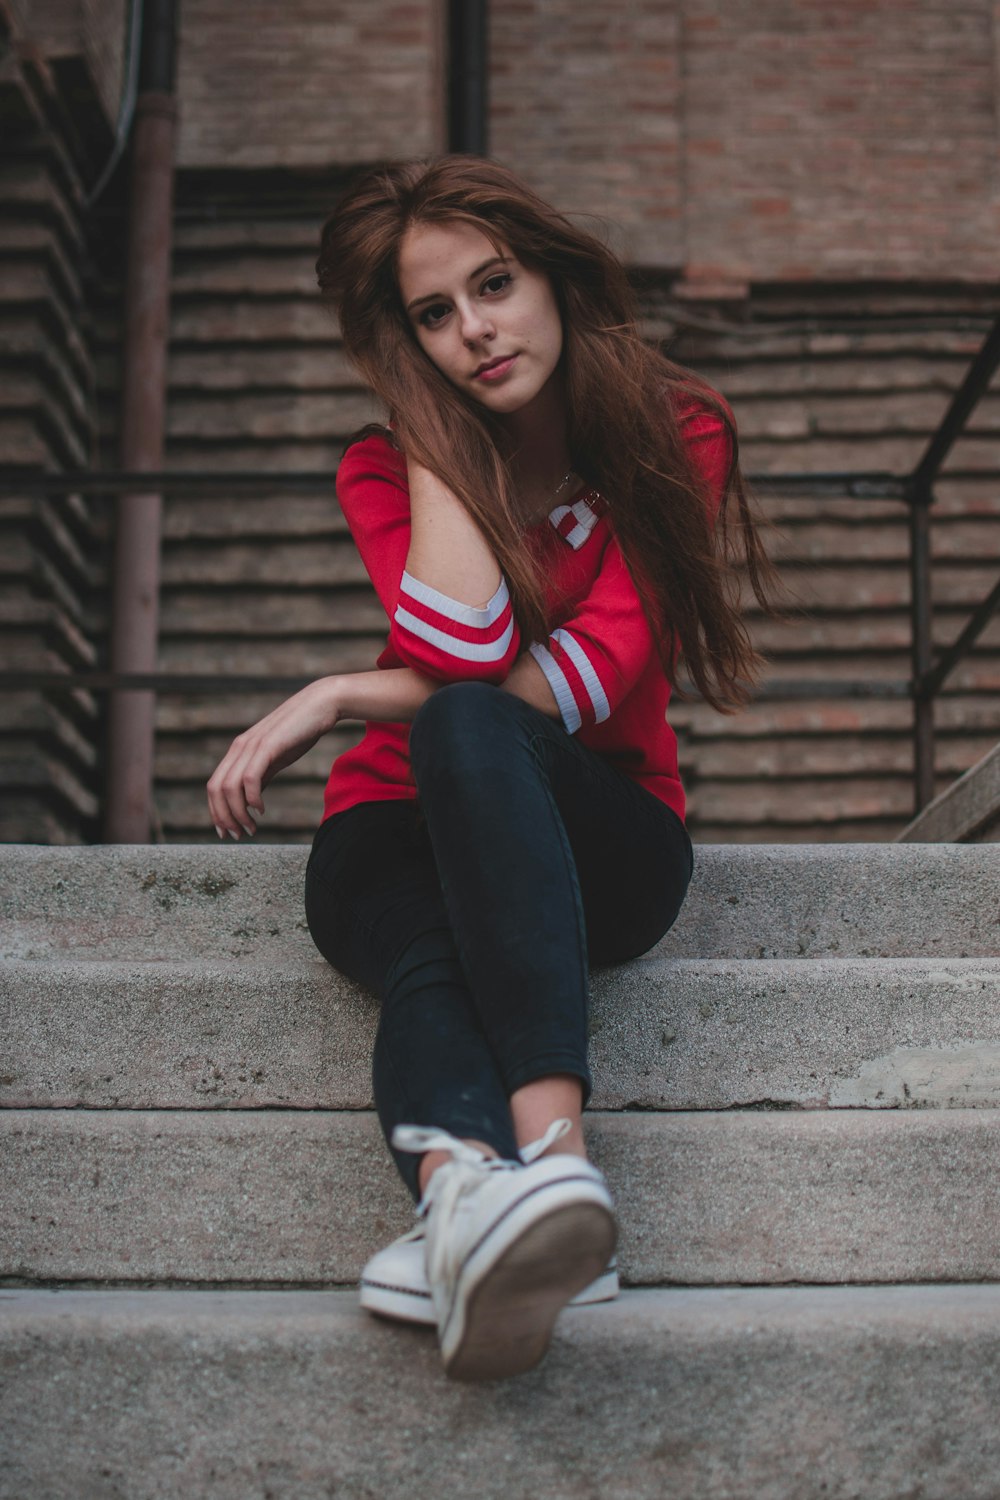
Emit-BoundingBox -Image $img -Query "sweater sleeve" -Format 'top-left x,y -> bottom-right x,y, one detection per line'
528,400 -> 734,735
528,537 -> 651,733
335,435 -> 520,683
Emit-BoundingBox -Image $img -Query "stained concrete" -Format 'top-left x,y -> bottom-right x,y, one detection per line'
3,841 -> 999,961
3,1108 -> 999,1287
0,957 -> 377,1110
588,955 -> 1000,1110
4,1285 -> 1000,1500
5,955 -> 1000,1111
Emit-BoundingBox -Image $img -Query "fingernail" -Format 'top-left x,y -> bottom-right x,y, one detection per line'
241,823 -> 255,837
228,828 -> 240,841
215,825 -> 225,841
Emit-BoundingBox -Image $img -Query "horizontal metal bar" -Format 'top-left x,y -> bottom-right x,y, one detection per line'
0,671 -> 916,700
0,672 -> 316,694
0,469 -> 911,500
747,473 -> 908,500
743,679 -> 914,700
910,315 -> 1000,489
0,471 -> 340,496
917,573 -> 1000,701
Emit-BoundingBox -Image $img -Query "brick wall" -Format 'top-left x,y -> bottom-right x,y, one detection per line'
175,0 -> 444,168
678,0 -> 1000,285
490,0 -> 684,266
171,0 -> 1000,281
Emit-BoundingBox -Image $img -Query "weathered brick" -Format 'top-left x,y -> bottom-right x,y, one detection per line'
175,0 -> 441,168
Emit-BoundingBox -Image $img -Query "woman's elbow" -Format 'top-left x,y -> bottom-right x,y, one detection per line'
388,606 -> 520,683
390,631 -> 519,686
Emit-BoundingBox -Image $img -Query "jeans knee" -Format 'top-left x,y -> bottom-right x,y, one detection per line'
410,681 -> 519,779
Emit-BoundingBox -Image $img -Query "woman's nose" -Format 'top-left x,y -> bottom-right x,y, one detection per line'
459,302 -> 494,345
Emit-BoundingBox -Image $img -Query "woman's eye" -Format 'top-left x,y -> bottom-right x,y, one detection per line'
419,302 -> 451,328
482,273 -> 512,295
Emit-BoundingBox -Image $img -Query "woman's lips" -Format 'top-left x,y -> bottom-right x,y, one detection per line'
474,354 -> 518,381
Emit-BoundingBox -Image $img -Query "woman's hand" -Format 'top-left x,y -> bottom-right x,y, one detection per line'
206,676 -> 342,840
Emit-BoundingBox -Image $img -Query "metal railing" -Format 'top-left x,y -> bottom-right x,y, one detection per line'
2,315 -> 999,819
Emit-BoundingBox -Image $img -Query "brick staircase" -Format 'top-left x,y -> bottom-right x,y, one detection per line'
3,839 -> 1000,1497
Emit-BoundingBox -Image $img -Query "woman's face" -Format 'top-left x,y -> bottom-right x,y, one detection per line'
396,219 -> 564,420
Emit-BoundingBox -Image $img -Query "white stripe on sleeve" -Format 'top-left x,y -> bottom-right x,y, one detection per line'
394,606 -> 516,662
399,570 -> 510,628
528,642 -> 582,734
551,628 -> 611,723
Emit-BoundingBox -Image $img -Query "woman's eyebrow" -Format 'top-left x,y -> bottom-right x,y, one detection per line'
405,256 -> 510,314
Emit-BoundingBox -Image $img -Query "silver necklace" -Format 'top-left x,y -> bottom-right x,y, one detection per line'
552,469 -> 577,501
517,468 -> 580,534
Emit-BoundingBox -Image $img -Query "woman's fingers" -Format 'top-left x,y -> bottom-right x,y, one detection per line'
206,741 -> 254,846
208,730 -> 264,837
206,680 -> 340,839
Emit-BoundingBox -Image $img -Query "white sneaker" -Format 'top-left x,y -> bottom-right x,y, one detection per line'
386,1119 -> 617,1381
361,1121 -> 618,1323
360,1225 -> 619,1325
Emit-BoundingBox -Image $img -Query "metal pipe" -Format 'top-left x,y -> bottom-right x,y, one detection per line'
908,481 -> 936,814
0,468 -> 910,498
910,315 -> 1000,490
0,671 -> 918,700
448,0 -> 489,154
104,0 -> 177,843
918,573 -> 1000,702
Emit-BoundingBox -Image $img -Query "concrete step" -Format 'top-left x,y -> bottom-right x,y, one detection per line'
898,742 -> 1000,844
4,955 -> 1000,1112
3,1109 -> 999,1289
3,842 -> 1000,961
3,1284 -> 1000,1499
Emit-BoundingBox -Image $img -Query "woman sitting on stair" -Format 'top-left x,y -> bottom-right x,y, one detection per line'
206,155 -> 774,1382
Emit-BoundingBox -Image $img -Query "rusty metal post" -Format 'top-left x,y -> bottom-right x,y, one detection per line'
908,481 -> 935,814
104,0 -> 177,842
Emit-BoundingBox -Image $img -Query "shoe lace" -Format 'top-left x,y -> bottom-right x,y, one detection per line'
391,1117 -> 572,1184
391,1124 -> 518,1216
519,1117 -> 571,1162
390,1118 -> 576,1298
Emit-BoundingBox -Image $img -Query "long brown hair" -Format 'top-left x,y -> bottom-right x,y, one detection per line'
316,155 -> 776,711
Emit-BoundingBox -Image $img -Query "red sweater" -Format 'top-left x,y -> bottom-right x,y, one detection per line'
322,399 -> 732,825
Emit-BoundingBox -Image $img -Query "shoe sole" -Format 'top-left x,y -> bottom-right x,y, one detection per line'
442,1198 -> 616,1383
360,1261 -> 620,1326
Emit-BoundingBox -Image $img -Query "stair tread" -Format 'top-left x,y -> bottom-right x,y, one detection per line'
4,953 -> 1000,1112
3,841 -> 1000,961
4,1285 -> 1000,1500
3,1109 -> 1000,1288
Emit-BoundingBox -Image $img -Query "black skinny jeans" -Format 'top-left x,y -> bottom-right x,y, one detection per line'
305,682 -> 693,1201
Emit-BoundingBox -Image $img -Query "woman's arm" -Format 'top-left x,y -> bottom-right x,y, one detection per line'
404,457 -> 502,607
206,666 -> 439,839
339,440 -> 520,683
207,654 -> 558,840
207,448 -> 562,839
501,651 -> 560,718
